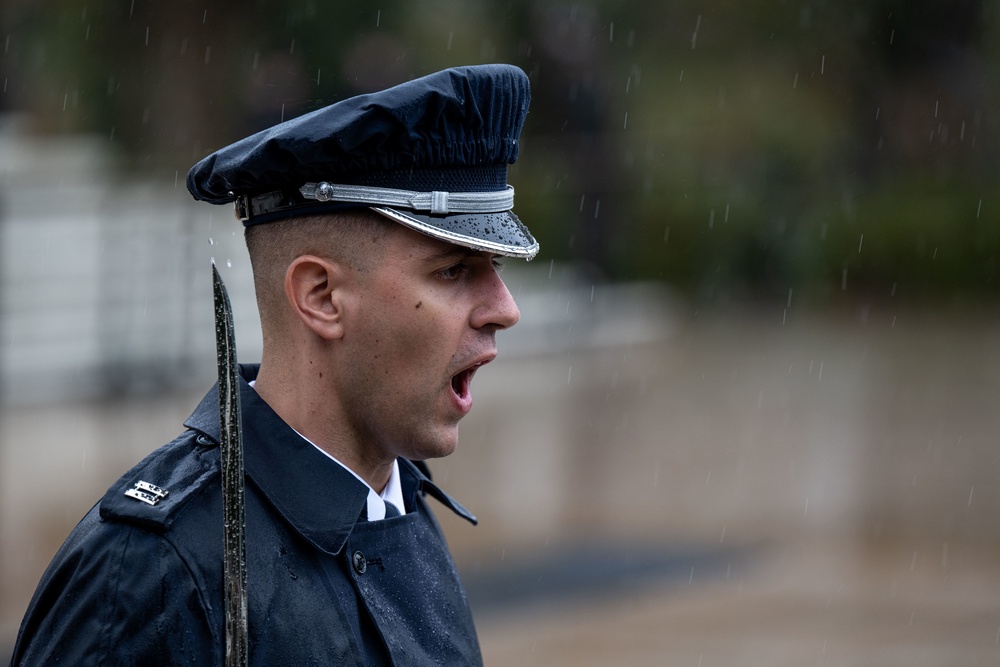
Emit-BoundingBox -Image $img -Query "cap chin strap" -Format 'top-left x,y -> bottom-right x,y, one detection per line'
299,182 -> 514,215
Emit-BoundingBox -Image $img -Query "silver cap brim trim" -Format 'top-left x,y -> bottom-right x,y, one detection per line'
371,207 -> 539,259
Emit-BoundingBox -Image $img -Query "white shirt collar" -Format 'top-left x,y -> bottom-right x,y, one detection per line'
249,382 -> 405,520
308,445 -> 406,521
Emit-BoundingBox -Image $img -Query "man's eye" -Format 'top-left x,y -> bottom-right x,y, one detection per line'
439,264 -> 465,280
492,258 -> 505,273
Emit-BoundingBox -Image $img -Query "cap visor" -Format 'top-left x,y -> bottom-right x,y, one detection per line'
371,207 -> 539,259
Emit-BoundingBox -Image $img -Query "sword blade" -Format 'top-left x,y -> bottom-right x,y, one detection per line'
213,263 -> 248,667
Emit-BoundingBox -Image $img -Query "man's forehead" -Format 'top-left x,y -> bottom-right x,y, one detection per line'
386,222 -> 495,262
409,234 -> 501,264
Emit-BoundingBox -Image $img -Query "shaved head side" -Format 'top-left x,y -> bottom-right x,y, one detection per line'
245,209 -> 392,332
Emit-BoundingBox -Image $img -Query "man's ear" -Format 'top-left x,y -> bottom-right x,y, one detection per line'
284,255 -> 350,340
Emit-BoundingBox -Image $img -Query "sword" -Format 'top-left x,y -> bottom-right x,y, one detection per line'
213,262 -> 248,666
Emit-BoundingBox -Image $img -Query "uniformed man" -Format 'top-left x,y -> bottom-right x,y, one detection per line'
10,63 -> 537,666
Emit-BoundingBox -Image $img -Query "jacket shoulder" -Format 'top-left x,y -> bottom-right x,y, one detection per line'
99,429 -> 221,533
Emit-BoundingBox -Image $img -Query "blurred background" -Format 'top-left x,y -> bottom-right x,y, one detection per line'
1,1 -> 999,664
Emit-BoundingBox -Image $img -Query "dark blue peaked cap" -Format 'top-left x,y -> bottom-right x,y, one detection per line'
187,64 -> 538,259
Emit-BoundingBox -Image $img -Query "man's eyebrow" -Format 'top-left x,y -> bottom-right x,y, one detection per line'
422,247 -> 493,263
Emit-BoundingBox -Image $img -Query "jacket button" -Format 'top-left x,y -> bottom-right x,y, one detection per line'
352,551 -> 367,575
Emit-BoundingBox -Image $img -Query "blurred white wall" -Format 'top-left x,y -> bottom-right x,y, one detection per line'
2,120 -> 999,661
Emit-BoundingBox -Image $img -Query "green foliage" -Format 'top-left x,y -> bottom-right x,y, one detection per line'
2,0 -> 997,303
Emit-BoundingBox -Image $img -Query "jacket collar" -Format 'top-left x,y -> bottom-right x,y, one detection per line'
184,364 -> 476,556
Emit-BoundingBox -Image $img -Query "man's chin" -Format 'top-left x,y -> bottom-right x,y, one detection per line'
405,429 -> 459,461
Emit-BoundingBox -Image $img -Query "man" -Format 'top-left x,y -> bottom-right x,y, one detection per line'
10,64 -> 537,665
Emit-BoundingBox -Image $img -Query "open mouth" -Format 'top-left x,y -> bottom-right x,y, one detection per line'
450,358 -> 492,403
451,366 -> 477,400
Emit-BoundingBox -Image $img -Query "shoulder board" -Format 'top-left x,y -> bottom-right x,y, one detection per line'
99,430 -> 220,533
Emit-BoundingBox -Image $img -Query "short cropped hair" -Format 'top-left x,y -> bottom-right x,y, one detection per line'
245,209 -> 392,325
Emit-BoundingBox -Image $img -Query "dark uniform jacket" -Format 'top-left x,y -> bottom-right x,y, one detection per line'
10,365 -> 483,666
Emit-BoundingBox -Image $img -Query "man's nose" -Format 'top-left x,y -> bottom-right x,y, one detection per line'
472,272 -> 520,331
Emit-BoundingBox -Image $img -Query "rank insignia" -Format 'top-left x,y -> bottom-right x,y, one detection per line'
124,480 -> 170,506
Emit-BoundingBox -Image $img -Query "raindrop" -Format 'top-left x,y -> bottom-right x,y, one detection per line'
609,22 -> 614,43
792,73 -> 799,89
145,26 -> 149,46
205,46 -> 211,65
227,259 -> 232,268
623,111 -> 628,129
567,366 -> 573,385
376,10 -> 381,27
976,198 -> 982,218
690,15 -> 701,49
447,32 -> 453,50
594,200 -> 600,219
209,237 -> 215,245
820,55 -> 825,74
663,226 -> 670,243
858,234 -> 863,253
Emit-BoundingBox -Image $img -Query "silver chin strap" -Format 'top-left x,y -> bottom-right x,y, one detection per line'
299,181 -> 515,215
